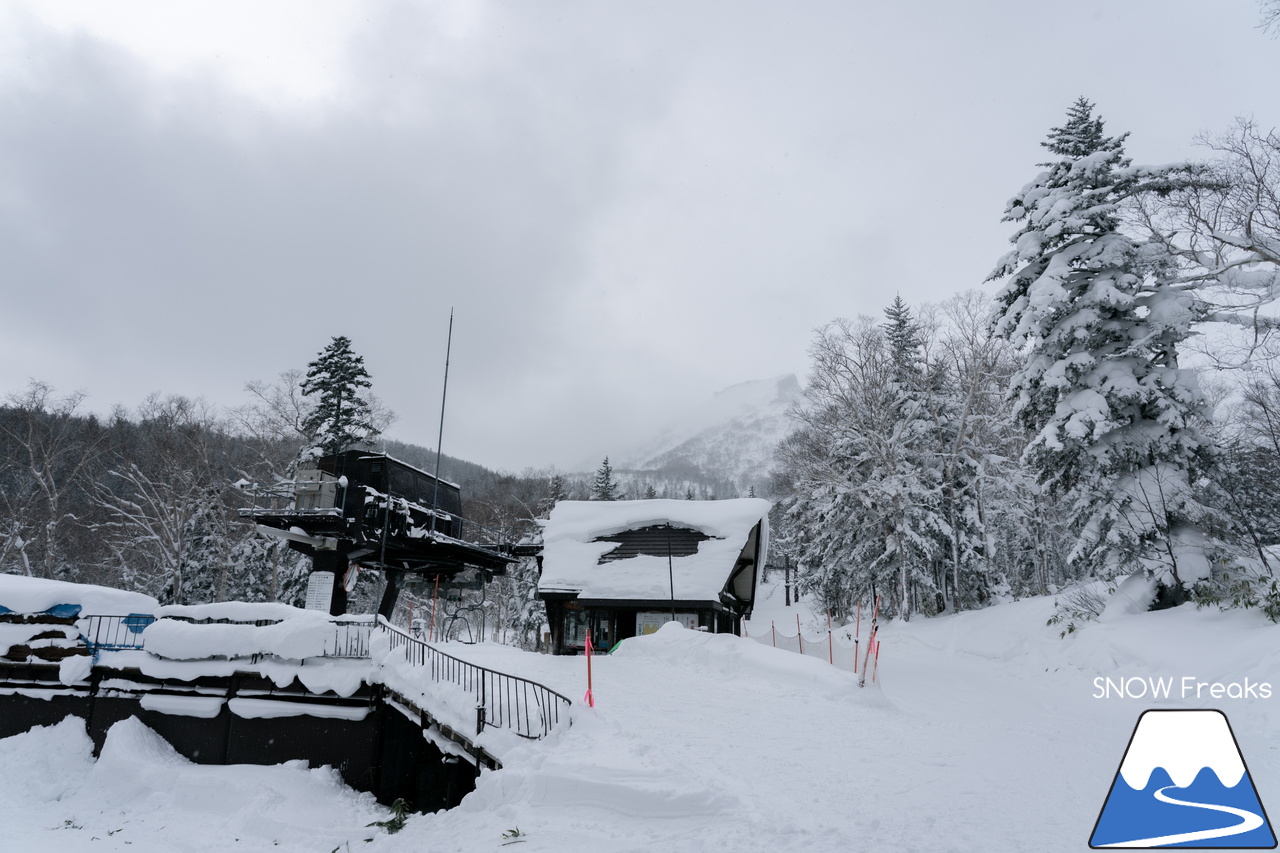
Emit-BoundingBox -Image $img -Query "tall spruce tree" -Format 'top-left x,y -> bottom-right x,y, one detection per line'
591,457 -> 619,501
777,311 -> 943,621
878,298 -> 949,618
300,336 -> 380,459
989,99 -> 1219,589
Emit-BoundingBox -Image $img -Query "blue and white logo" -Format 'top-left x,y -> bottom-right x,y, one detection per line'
1091,709 -> 1276,848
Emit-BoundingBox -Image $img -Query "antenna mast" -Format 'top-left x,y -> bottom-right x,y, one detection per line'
430,309 -> 454,524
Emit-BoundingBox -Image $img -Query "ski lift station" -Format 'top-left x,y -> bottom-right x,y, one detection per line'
240,451 -> 522,619
537,498 -> 770,654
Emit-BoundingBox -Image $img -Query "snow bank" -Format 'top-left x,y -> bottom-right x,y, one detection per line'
143,614 -> 339,661
158,600 -> 320,622
139,693 -> 225,718
539,498 -> 769,600
0,574 -> 157,615
58,653 -> 92,685
0,717 -> 94,803
2,581 -> 1278,852
613,620 -> 853,690
77,717 -> 383,849
228,697 -> 371,721
1100,572 -> 1158,621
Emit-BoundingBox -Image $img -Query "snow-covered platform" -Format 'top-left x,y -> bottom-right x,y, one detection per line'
0,575 -> 571,814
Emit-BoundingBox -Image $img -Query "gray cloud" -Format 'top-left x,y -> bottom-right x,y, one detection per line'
1,0 -> 1277,470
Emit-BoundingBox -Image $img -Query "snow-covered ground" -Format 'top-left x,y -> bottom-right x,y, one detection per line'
2,581 -> 1277,852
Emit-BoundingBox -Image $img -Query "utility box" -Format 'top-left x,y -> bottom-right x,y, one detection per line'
295,469 -> 339,511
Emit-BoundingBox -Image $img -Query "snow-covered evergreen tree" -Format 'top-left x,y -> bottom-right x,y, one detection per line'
777,310 -> 944,620
591,457 -> 619,501
989,99 -> 1220,590
877,298 -> 951,617
540,472 -> 568,517
300,336 -> 381,459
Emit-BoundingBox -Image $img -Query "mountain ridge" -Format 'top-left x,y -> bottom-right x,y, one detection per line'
580,374 -> 800,495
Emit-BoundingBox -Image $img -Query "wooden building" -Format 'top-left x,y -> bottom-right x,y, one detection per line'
537,498 -> 770,654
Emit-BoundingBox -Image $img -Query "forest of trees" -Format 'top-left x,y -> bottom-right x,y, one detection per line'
772,102 -> 1280,626
0,333 -> 755,649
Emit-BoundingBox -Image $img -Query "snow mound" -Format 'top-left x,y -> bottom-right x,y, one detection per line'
95,715 -> 188,775
158,601 -> 320,621
144,615 -> 339,660
58,653 -> 92,685
470,754 -> 739,819
0,574 -> 158,615
0,716 -> 93,804
612,620 -> 853,690
1100,572 -> 1159,622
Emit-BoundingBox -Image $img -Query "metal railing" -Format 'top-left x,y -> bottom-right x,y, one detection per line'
77,614 -> 375,659
80,614 -> 155,651
377,617 -> 571,740
325,619 -> 375,658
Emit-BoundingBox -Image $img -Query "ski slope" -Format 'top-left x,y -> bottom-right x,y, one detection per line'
1,583 -> 1277,852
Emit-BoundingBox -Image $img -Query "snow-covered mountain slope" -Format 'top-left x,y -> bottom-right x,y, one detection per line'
5,588 -> 1278,852
609,374 -> 801,493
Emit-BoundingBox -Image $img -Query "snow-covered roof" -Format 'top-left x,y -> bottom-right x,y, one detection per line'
538,498 -> 770,602
355,452 -> 461,491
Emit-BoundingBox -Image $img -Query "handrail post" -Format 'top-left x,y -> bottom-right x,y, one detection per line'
376,617 -> 571,740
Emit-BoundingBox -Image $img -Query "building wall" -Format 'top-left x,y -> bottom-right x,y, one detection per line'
0,664 -> 476,813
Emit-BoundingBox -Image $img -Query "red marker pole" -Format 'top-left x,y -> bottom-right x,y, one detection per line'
827,608 -> 833,665
872,639 -> 881,684
854,602 -> 861,674
859,595 -> 881,688
586,627 -> 593,706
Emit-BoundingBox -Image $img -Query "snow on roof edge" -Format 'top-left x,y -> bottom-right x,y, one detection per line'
543,498 -> 770,544
538,498 -> 771,602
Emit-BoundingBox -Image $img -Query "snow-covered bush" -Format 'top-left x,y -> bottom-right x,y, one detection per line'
1191,563 -> 1280,623
1046,583 -> 1113,637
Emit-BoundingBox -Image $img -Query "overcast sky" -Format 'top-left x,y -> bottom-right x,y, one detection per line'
0,0 -> 1276,472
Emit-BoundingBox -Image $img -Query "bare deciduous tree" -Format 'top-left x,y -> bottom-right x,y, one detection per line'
0,381 -> 108,579
1133,119 -> 1280,367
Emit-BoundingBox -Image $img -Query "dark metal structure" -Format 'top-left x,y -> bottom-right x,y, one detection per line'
239,451 -> 517,618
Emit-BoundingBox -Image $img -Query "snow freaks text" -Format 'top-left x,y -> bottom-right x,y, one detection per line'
1092,677 -> 1273,701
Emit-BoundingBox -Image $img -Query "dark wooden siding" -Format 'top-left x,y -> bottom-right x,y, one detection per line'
595,526 -> 711,563
320,451 -> 462,516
